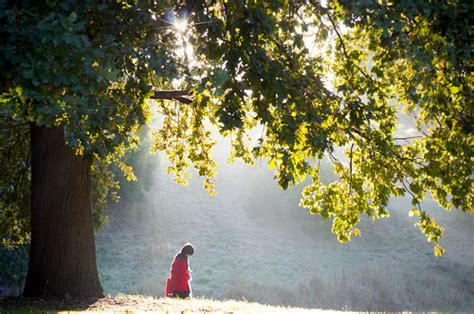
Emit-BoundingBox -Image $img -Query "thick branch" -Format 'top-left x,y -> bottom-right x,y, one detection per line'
151,90 -> 193,104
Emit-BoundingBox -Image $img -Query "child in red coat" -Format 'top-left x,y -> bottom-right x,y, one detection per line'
165,243 -> 195,298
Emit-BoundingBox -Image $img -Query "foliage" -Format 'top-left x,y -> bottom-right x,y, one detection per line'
0,0 -> 472,254
151,0 -> 472,255
0,115 -> 30,249
0,245 -> 29,286
114,127 -> 160,205
91,157 -> 120,231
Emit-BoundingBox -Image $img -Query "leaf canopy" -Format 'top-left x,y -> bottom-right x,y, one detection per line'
1,0 -> 472,254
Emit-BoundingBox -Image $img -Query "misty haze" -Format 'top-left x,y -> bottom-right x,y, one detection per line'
96,139 -> 474,311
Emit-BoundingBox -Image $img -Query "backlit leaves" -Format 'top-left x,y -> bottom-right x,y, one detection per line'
1,1 -> 472,255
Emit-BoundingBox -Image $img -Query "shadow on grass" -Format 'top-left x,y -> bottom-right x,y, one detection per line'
0,296 -> 101,313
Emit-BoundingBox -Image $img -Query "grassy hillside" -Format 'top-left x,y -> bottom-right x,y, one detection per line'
95,150 -> 474,312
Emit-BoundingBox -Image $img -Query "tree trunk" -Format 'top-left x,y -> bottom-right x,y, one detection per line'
23,124 -> 103,298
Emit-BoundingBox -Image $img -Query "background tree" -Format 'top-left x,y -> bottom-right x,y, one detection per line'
0,0 -> 472,298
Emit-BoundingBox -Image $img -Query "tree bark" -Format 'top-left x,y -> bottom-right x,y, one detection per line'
151,90 -> 193,103
23,124 -> 103,298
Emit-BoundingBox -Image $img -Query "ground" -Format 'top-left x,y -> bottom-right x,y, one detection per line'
0,295 -> 345,313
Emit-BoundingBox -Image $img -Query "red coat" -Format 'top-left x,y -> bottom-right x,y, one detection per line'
165,255 -> 191,297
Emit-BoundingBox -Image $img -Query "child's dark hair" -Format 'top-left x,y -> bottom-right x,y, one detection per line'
180,243 -> 195,256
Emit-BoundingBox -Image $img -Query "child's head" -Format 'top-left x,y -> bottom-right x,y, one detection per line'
180,243 -> 195,256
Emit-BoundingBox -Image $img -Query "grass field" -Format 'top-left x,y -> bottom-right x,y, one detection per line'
95,154 -> 474,312
0,295 -> 354,313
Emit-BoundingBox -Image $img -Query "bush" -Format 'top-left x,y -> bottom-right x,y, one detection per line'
0,245 -> 29,288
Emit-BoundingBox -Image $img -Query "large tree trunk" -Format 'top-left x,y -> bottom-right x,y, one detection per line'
23,124 -> 103,298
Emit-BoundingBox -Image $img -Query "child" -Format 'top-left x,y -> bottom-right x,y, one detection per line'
165,243 -> 195,298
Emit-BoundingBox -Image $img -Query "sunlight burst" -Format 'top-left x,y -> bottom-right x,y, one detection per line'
173,18 -> 188,33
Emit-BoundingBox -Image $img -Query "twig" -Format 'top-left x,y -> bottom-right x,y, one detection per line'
259,123 -> 266,166
401,178 -> 422,211
393,135 -> 422,141
349,142 -> 354,193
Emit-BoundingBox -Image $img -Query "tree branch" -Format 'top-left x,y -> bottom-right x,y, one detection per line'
401,178 -> 422,211
393,135 -> 422,141
349,142 -> 354,193
151,90 -> 193,104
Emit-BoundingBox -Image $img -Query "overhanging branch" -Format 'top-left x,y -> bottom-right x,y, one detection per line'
151,90 -> 193,104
